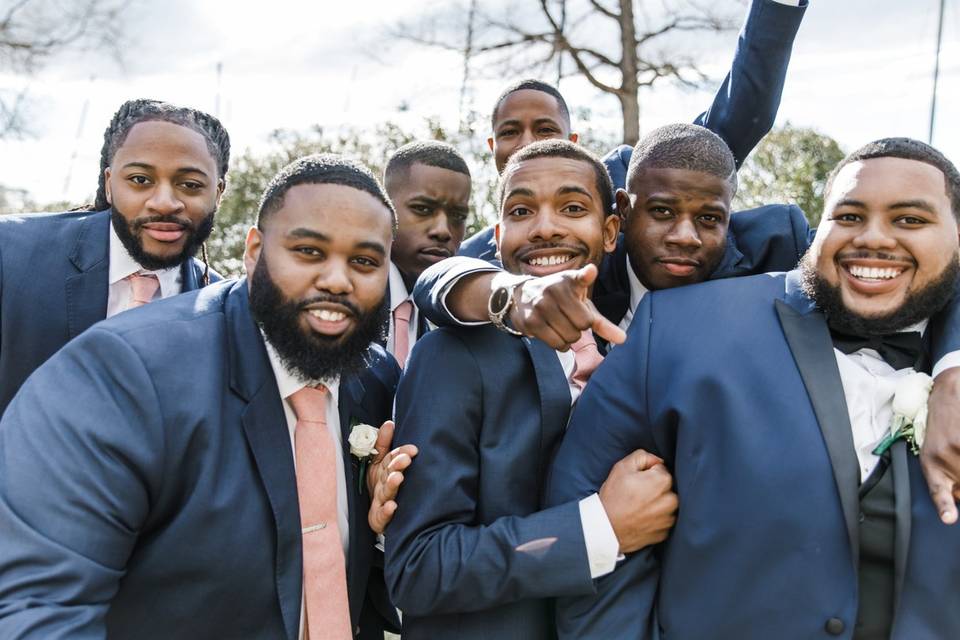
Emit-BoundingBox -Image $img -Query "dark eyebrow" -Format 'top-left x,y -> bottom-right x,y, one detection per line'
644,195 -> 680,205
533,117 -> 562,127
558,185 -> 593,199
120,162 -> 211,178
833,198 -> 867,209
496,119 -> 521,130
504,187 -> 536,200
287,228 -> 387,256
890,199 -> 939,215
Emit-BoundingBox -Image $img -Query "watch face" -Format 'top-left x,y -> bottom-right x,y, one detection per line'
491,286 -> 510,314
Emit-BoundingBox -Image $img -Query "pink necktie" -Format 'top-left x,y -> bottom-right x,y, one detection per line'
393,300 -> 414,369
125,272 -> 160,309
571,330 -> 604,391
288,385 -> 352,640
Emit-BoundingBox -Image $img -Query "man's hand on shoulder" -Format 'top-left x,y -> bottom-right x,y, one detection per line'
366,420 -> 419,534
921,367 -> 960,524
599,449 -> 678,553
508,264 -> 626,350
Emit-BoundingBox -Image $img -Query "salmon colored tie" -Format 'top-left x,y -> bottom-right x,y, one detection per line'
392,300 -> 414,368
288,384 -> 351,640
125,272 -> 160,309
571,330 -> 604,391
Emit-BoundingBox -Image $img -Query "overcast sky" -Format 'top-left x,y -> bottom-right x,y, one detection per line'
1,0 -> 958,206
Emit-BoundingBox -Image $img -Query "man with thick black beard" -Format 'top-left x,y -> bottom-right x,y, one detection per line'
546,138 -> 960,639
0,99 -> 227,415
0,154 -> 412,639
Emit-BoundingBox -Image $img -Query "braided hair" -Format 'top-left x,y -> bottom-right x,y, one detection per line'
93,99 -> 231,284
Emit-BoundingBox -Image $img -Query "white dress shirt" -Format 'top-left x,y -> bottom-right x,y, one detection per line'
387,263 -> 421,359
106,224 -> 182,317
618,254 -> 650,334
263,339 -> 350,640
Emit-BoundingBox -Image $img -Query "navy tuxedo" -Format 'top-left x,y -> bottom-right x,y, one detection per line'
545,271 -> 960,639
458,0 -> 808,262
0,279 -> 399,639
0,209 -> 216,415
385,325 -> 594,639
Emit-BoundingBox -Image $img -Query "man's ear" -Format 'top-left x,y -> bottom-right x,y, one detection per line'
568,132 -> 579,144
104,168 -> 113,205
615,189 -> 632,223
215,178 -> 226,205
243,226 -> 263,277
494,222 -> 502,260
487,137 -> 495,152
602,213 -> 620,253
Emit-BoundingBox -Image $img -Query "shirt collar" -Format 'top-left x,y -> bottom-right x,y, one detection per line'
389,262 -> 412,312
262,334 -> 341,406
108,220 -> 183,297
626,254 -> 649,315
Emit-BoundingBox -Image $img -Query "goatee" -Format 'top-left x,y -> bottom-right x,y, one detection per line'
111,205 -> 215,271
799,250 -> 959,335
249,251 -> 389,381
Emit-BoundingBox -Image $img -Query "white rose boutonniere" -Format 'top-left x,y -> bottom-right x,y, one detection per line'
348,421 -> 380,493
873,372 -> 933,456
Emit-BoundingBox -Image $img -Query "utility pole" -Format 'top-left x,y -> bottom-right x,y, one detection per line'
928,0 -> 946,144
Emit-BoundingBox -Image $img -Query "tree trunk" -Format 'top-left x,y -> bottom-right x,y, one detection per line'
618,0 -> 640,145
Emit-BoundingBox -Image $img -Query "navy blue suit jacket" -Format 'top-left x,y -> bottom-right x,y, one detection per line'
545,271 -> 960,639
0,279 -> 399,639
385,325 -> 594,640
457,0 -> 808,262
0,209 -> 216,415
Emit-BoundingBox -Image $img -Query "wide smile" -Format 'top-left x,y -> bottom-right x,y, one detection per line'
141,222 -> 187,243
839,259 -> 912,296
655,256 -> 701,278
518,249 -> 583,276
303,303 -> 354,337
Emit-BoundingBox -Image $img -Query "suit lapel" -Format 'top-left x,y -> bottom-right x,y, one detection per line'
890,440 -> 911,615
710,227 -> 746,278
65,211 -> 110,338
227,281 -> 301,640
524,338 -> 572,496
775,275 -> 860,563
181,258 -> 202,292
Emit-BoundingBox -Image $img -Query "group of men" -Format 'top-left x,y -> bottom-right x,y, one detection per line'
1,0 -> 960,638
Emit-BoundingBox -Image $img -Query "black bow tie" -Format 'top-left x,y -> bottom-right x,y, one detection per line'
829,329 -> 924,371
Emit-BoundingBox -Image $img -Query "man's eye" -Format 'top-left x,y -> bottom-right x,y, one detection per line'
451,212 -> 470,223
498,129 -> 518,138
128,175 -> 150,185
699,214 -> 721,225
295,247 -> 322,257
537,127 -> 559,136
352,256 -> 378,267
182,181 -> 204,191
508,206 -> 532,217
650,206 -> 672,217
563,204 -> 586,214
831,213 -> 860,223
897,215 -> 927,225
410,204 -> 433,215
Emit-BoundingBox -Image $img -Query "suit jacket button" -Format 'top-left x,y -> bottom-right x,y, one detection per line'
825,617 -> 845,635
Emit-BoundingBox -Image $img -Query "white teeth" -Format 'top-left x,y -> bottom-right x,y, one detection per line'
848,265 -> 903,280
309,309 -> 347,322
529,254 -> 571,266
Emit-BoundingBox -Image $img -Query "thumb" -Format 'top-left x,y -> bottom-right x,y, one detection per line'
373,420 -> 395,464
626,448 -> 664,471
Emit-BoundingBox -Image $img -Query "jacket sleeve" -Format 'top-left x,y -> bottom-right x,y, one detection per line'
693,0 -> 808,168
544,295 -> 663,639
384,330 -> 593,616
411,256 -> 502,328
0,328 -> 164,639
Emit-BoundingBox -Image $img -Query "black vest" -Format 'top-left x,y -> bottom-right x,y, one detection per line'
854,456 -> 895,639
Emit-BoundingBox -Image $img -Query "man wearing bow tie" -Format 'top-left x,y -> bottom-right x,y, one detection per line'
546,138 -> 960,639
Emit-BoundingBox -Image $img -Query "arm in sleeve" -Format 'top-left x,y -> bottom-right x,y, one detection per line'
545,295 -> 664,639
411,256 -> 502,328
0,328 -> 165,639
384,331 -> 594,616
693,0 -> 808,168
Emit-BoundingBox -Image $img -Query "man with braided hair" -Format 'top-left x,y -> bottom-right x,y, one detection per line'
0,98 -> 226,414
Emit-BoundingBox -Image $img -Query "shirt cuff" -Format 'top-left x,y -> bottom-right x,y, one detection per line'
437,266 -> 502,327
933,351 -> 960,378
770,0 -> 801,5
579,493 -> 621,579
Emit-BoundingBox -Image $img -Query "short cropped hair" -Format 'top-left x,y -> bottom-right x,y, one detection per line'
498,139 -> 614,216
94,99 -> 230,210
384,140 -> 471,188
256,154 -> 396,231
626,123 -> 737,196
490,79 -> 571,131
825,137 -> 960,219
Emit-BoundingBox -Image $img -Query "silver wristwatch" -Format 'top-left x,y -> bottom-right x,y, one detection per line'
487,276 -> 532,336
